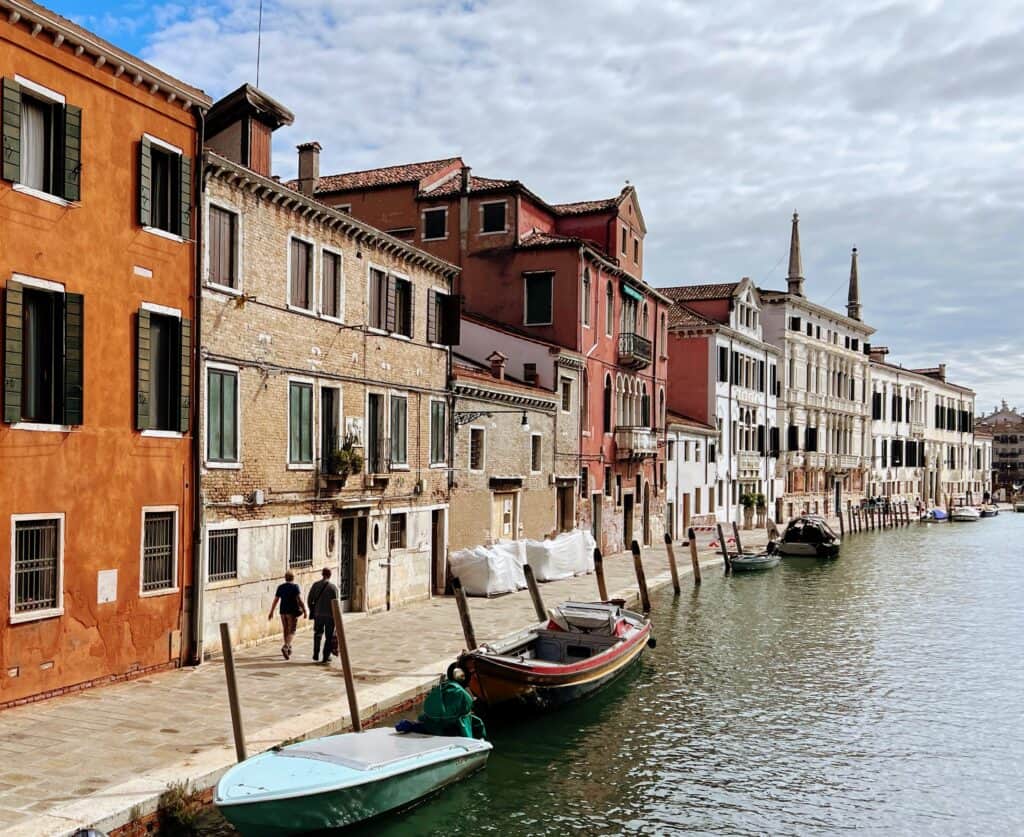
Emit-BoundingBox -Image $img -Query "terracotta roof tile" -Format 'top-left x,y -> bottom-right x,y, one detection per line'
668,303 -> 717,329
309,157 -> 461,193
666,412 -> 716,433
661,282 -> 740,302
424,175 -> 513,197
552,196 -> 619,216
517,230 -> 583,249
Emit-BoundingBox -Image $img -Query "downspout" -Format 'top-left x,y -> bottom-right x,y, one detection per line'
189,106 -> 206,665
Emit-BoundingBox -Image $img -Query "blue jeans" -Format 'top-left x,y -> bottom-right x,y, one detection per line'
313,615 -> 335,661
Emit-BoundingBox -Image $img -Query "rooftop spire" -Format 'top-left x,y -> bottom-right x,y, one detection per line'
847,246 -> 861,321
787,210 -> 804,297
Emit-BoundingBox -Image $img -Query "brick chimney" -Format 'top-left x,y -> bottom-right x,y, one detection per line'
938,363 -> 947,381
869,346 -> 889,363
461,165 -> 472,193
297,141 -> 321,197
487,351 -> 507,380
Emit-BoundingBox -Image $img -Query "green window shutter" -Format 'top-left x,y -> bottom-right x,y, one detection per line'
135,308 -> 151,430
385,276 -> 397,332
178,154 -> 191,238
2,78 -> 21,183
62,104 -> 82,201
426,290 -> 436,343
178,317 -> 191,434
62,292 -> 84,425
406,281 -> 415,338
138,137 -> 152,228
3,281 -> 24,423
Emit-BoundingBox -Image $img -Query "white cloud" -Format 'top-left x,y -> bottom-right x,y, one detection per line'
131,0 -> 1021,408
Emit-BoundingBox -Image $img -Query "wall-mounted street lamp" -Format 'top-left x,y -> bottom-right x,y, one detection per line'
454,410 -> 531,432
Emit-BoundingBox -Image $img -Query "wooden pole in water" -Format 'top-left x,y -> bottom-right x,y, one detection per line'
593,547 -> 609,601
838,503 -> 845,538
663,532 -> 681,595
716,523 -> 732,574
731,521 -> 745,555
686,527 -> 702,586
218,622 -> 247,763
331,598 -> 362,733
523,563 -> 547,622
630,540 -> 652,613
451,576 -> 478,651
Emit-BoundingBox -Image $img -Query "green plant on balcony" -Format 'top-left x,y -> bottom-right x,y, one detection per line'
740,492 -> 756,509
754,492 -> 766,509
326,434 -> 364,483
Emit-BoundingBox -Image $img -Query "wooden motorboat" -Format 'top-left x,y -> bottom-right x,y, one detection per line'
951,506 -> 981,522
450,601 -> 652,713
730,551 -> 781,572
979,504 -> 999,518
1014,503 -> 1024,513
776,516 -> 841,558
215,728 -> 492,836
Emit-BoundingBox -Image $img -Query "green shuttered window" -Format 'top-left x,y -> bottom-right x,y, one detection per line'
207,367 -> 238,463
289,381 -> 314,465
390,395 -> 408,466
135,308 -> 190,432
429,400 -> 446,464
138,135 -> 191,237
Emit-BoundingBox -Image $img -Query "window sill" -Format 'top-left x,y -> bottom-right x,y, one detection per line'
321,314 -> 345,325
422,235 -> 449,242
13,183 -> 73,207
469,469 -> 485,474
207,577 -> 240,589
367,327 -> 389,336
390,464 -> 410,471
429,463 -> 448,469
205,282 -> 242,297
478,229 -> 509,236
10,607 -> 63,625
140,586 -> 179,599
524,321 -> 553,327
143,226 -> 184,243
11,422 -> 72,433
286,303 -> 317,317
206,461 -> 242,470
287,463 -> 315,471
142,430 -> 184,439
390,333 -> 412,341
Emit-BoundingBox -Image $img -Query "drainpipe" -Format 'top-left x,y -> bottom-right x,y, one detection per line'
189,106 -> 206,666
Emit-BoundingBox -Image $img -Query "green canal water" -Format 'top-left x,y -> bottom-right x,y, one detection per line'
212,514 -> 1024,835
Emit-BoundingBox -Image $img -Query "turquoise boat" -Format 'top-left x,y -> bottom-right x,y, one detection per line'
215,728 -> 492,836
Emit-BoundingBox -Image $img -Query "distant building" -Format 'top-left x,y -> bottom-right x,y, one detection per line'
664,414 -> 717,538
976,402 -> 1024,496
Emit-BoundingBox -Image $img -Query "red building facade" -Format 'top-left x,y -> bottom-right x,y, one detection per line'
297,154 -> 670,552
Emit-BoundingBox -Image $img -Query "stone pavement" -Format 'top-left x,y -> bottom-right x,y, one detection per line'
0,536 -> 766,836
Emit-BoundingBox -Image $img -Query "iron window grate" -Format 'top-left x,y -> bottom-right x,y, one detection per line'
143,511 -> 175,591
14,519 -> 60,613
208,529 -> 238,581
289,522 -> 314,569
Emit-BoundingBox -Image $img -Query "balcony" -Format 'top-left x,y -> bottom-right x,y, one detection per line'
911,420 -> 925,436
617,332 -> 652,369
738,452 -> 762,472
615,426 -> 658,460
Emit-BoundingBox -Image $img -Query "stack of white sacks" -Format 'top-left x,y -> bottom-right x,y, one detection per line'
450,529 -> 596,596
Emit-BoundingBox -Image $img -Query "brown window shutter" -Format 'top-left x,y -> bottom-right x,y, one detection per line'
62,104 -> 82,202
62,292 -> 84,425
178,154 -> 191,237
440,293 -> 462,346
406,281 -> 415,337
426,290 -> 437,343
178,317 -> 191,434
385,275 -> 397,332
3,281 -> 24,423
136,308 -> 151,429
138,137 -> 152,228
1,79 -> 20,183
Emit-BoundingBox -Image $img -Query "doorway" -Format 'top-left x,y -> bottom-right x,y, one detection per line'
834,477 -> 842,515
557,485 -> 574,532
431,509 -> 446,594
492,492 -> 518,540
623,493 -> 634,548
338,517 -> 356,610
321,388 -> 340,471
642,481 -> 651,545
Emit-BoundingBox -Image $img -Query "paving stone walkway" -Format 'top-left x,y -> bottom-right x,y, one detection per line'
0,535 -> 769,836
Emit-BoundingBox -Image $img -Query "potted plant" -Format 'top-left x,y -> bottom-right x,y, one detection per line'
754,492 -> 767,526
326,434 -> 364,486
740,491 -> 756,530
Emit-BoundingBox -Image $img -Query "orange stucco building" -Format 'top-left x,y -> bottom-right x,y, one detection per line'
0,0 -> 210,705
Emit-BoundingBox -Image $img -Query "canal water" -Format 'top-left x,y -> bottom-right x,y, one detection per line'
211,514 -> 1024,835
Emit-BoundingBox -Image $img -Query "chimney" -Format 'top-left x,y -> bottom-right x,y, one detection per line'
523,363 -> 538,386
869,346 -> 889,363
938,363 -> 947,382
461,165 -> 472,193
487,351 -> 507,380
297,141 -> 321,197
847,247 -> 862,321
786,210 -> 804,297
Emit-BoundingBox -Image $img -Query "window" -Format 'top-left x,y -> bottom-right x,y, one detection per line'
561,377 -> 572,412
289,521 -> 314,569
667,440 -> 675,461
525,272 -> 554,325
708,442 -> 716,463
683,441 -> 690,461
321,250 -> 342,319
208,205 -> 238,289
621,226 -> 628,254
605,283 -> 614,337
136,307 -> 190,433
531,434 -> 542,472
582,270 -> 591,327
12,516 -> 62,617
806,322 -> 813,337
390,395 -> 408,466
603,375 -> 613,433
389,513 -> 407,549
368,267 -> 387,329
633,238 -> 639,262
604,466 -> 612,497
207,367 -> 238,463
790,316 -> 801,331
288,381 -> 314,465
389,277 -> 413,337
806,427 -> 818,452
208,528 -> 238,581
481,201 -> 506,233
2,77 -> 81,202
430,400 -> 446,464
616,475 -> 622,506
695,442 -> 702,462
469,427 -> 485,471
580,466 -> 589,498
139,135 -> 190,236
4,281 -> 83,427
142,509 -> 177,593
718,346 -> 728,383
289,238 -> 313,311
423,207 -> 447,240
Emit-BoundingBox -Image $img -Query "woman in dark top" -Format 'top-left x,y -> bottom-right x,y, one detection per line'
268,571 -> 307,660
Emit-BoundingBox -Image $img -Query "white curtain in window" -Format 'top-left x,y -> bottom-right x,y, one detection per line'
20,97 -> 46,190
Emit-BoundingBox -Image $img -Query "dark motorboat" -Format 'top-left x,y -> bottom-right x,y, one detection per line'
776,515 -> 841,558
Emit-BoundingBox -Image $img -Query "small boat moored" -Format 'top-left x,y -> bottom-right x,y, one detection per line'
951,506 -> 981,522
775,515 -> 841,558
729,551 -> 782,572
979,504 -> 999,518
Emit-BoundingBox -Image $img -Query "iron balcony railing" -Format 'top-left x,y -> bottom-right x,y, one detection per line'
617,332 -> 653,368
366,436 -> 392,475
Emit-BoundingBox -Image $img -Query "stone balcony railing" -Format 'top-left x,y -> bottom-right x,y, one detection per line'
911,420 -> 926,436
614,426 -> 658,460
737,452 -> 762,471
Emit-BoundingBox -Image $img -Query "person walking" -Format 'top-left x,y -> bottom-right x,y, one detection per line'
268,571 -> 306,660
307,567 -> 339,663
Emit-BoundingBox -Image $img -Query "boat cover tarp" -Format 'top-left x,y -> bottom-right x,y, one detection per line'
524,530 -> 596,582
278,729 -> 472,771
448,541 -> 526,596
547,602 -> 621,635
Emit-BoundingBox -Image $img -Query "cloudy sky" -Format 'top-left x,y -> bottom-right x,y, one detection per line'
54,0 -> 1023,411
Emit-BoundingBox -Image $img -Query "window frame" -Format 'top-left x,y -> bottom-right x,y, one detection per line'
468,425 -> 486,473
10,512 -> 65,623
560,376 -> 572,413
205,361 -> 241,468
139,505 -> 179,597
530,432 -> 543,474
421,206 -> 448,241
389,392 -> 409,469
429,397 -> 447,467
581,269 -> 592,328
206,523 -> 239,584
205,198 -> 242,295
523,271 -> 554,327
391,272 -> 414,339
287,517 -> 315,570
286,233 -> 316,314
319,245 -> 344,323
605,282 -> 614,337
141,132 -> 185,241
479,200 -> 508,235
139,301 -> 185,438
286,376 -> 316,469
389,512 -> 408,550
367,263 -> 389,333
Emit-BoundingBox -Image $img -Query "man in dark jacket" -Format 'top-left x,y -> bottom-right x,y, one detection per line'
306,567 -> 339,663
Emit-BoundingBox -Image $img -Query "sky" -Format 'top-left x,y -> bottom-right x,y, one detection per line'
51,0 -> 1024,411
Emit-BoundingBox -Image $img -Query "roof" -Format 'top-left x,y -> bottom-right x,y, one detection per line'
2,0 -> 211,106
661,283 -> 740,303
424,174 -> 513,197
207,84 -> 293,136
552,196 -> 619,216
517,230 -> 584,250
309,157 -> 462,193
666,412 -> 716,434
668,303 -> 717,330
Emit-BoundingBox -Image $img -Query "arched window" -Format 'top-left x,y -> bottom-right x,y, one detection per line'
659,388 -> 666,428
605,282 -> 614,337
581,370 -> 590,424
616,375 -> 625,426
603,374 -> 613,433
582,269 -> 591,327
642,305 -> 649,337
641,383 -> 650,426
660,312 -> 667,348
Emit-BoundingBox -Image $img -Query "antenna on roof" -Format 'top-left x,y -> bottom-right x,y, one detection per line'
256,0 -> 264,88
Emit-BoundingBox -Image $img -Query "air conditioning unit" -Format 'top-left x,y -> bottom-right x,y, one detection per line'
252,489 -> 266,506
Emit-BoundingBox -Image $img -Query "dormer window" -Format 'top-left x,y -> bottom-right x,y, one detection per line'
480,201 -> 506,233
423,207 -> 447,240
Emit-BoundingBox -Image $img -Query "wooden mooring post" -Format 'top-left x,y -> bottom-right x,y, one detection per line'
664,532 -> 681,595
331,598 -> 362,732
838,504 -> 845,538
731,521 -> 745,555
451,576 -> 478,651
715,523 -> 733,574
523,563 -> 547,622
631,540 -> 652,614
686,527 -> 702,586
593,547 -> 609,601
218,623 -> 247,763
